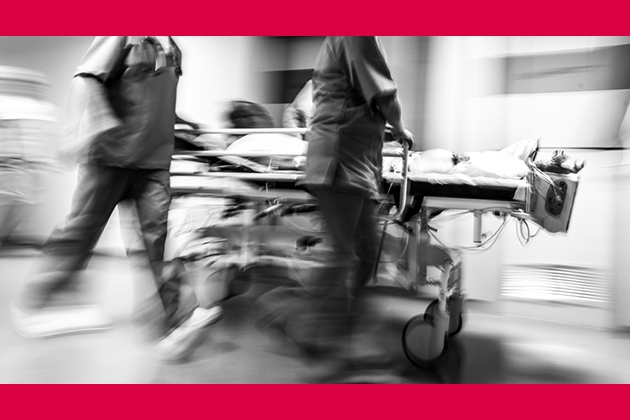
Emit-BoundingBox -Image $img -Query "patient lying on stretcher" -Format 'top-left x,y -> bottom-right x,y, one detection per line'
175,108 -> 582,184
174,98 -> 581,180
382,138 -> 583,181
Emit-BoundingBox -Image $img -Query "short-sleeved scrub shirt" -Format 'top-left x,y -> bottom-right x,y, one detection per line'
304,36 -> 398,200
74,36 -> 182,170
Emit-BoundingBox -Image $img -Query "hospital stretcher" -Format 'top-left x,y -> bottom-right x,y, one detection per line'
169,128 -> 581,368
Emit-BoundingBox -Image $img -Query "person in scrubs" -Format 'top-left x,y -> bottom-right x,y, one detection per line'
256,37 -> 414,369
304,36 -> 414,359
12,36 -> 222,361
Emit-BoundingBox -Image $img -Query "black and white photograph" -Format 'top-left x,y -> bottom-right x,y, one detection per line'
1,34 -> 629,387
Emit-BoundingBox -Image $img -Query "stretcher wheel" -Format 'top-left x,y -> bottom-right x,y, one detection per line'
424,298 -> 464,337
449,314 -> 463,336
447,295 -> 464,336
423,299 -> 438,320
402,314 -> 448,369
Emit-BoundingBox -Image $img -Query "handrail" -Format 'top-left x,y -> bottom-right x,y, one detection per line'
178,127 -> 309,135
173,150 -> 407,159
171,137 -> 411,218
390,141 -> 409,221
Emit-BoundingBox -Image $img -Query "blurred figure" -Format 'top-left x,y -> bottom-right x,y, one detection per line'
0,67 -> 56,248
12,36 -> 222,362
227,99 -> 275,129
224,99 -> 275,147
282,79 -> 313,136
258,37 -> 414,371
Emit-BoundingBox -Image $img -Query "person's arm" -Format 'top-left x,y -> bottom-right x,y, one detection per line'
59,75 -> 122,165
342,37 -> 414,148
59,36 -> 128,165
375,94 -> 414,148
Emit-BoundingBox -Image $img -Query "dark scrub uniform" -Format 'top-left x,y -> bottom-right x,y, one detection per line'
303,36 -> 399,350
18,36 -> 182,325
305,36 -> 397,199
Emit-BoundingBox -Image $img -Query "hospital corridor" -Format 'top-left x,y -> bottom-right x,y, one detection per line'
2,36 -> 630,384
3,248 -> 630,384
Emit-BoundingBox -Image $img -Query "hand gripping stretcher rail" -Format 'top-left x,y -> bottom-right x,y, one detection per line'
168,127 -> 581,369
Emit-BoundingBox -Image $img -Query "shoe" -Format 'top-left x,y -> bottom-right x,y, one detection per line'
152,306 -> 224,362
11,304 -> 113,338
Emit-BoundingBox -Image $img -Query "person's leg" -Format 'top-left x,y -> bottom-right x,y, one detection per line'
117,201 -> 170,339
312,188 -> 364,292
350,197 -> 380,296
346,198 -> 394,366
16,164 -> 132,310
305,187 -> 367,351
125,170 -> 182,325
130,169 -> 223,361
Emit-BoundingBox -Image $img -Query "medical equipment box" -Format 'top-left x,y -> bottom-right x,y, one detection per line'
528,170 -> 579,233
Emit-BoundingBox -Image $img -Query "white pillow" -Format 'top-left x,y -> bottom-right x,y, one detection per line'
227,133 -> 307,155
224,133 -> 308,171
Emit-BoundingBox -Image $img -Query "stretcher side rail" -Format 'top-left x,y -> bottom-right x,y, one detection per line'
177,127 -> 310,136
171,127 -> 410,221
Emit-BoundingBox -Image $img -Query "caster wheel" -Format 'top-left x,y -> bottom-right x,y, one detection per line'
423,299 -> 439,320
402,314 -> 448,369
424,298 -> 464,337
448,314 -> 464,336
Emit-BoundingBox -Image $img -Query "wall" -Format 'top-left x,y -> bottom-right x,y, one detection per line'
0,36 -> 95,244
248,36 -> 318,126
175,36 -> 260,126
380,36 -> 429,151
423,36 -> 630,329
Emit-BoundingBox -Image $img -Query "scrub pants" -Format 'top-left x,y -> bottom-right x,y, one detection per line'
313,187 -> 380,298
254,185 -> 380,355
305,186 -> 381,349
17,163 -> 180,323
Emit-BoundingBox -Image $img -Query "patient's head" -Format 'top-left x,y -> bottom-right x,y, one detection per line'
226,100 -> 275,129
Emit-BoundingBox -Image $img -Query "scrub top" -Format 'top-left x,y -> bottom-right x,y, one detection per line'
74,36 -> 182,170
304,36 -> 398,199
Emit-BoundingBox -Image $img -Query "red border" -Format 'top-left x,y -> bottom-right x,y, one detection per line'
2,1 -> 630,35
1,384 -> 626,418
2,0 -> 630,417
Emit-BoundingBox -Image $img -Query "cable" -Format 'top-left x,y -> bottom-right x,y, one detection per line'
517,218 -> 531,246
374,219 -> 411,264
428,214 -> 511,253
530,166 -> 565,208
515,218 -> 543,246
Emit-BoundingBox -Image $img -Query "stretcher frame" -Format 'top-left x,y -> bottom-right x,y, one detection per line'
170,127 -> 572,369
394,191 -> 531,367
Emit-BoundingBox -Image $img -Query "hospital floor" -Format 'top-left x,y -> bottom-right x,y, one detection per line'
2,249 -> 630,384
